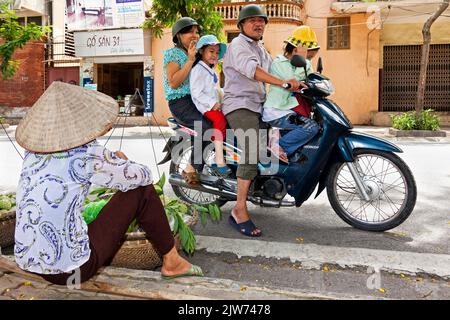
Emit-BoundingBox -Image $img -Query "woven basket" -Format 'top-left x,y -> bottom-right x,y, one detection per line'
110,210 -> 199,270
0,210 -> 15,248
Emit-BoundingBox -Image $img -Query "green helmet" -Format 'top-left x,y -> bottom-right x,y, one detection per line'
237,4 -> 268,27
172,17 -> 200,43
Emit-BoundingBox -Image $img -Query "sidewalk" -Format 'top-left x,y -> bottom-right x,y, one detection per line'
352,125 -> 450,143
0,256 -> 381,300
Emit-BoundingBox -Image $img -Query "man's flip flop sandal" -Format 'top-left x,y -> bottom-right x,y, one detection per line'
228,215 -> 262,237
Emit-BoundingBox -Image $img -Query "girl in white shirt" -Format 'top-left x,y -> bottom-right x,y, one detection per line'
190,35 -> 230,176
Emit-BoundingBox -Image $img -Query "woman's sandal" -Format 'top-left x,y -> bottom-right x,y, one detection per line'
161,264 -> 204,280
181,170 -> 200,186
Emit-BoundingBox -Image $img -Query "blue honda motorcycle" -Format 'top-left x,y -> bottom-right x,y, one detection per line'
161,55 -> 417,232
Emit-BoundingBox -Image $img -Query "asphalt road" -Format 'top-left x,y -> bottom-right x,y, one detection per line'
1,126 -> 449,256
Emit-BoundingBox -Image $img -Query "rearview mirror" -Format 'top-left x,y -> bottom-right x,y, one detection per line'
290,54 -> 307,68
317,57 -> 323,74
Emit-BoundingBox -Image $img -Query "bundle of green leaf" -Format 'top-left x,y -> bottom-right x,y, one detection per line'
82,187 -> 116,224
0,193 -> 16,212
82,199 -> 108,224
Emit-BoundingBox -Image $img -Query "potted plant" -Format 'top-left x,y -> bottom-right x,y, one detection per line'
389,109 -> 446,137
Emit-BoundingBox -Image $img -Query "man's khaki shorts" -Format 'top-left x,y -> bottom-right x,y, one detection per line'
226,108 -> 266,180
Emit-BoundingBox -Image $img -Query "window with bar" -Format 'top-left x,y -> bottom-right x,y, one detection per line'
327,17 -> 350,50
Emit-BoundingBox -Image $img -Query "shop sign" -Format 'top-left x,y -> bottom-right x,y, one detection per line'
143,77 -> 154,113
75,28 -> 145,57
143,57 -> 154,113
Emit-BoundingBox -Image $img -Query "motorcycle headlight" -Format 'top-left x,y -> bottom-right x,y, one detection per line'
315,80 -> 335,95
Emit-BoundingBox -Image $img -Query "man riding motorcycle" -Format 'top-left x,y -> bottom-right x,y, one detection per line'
221,4 -> 300,237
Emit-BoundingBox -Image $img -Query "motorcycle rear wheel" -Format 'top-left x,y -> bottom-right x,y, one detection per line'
326,149 -> 417,232
170,146 -> 228,207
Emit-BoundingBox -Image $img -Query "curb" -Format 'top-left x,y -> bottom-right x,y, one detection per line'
196,236 -> 450,280
389,128 -> 447,137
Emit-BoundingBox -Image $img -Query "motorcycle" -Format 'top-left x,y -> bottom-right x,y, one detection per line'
159,55 -> 417,232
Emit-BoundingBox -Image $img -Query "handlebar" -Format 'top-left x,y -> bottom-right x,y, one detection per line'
282,83 -> 292,89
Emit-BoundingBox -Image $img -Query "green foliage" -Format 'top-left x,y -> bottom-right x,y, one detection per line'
391,109 -> 440,131
84,173 -> 223,255
154,173 -> 222,255
0,1 -> 51,80
418,109 -> 440,131
391,112 -> 416,130
142,0 -> 224,41
82,199 -> 108,224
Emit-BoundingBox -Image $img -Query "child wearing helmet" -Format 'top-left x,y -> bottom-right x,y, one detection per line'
190,35 -> 231,176
263,26 -> 320,163
163,17 -> 213,185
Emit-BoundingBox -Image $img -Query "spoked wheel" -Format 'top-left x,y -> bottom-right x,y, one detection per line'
326,149 -> 417,231
169,146 -> 228,207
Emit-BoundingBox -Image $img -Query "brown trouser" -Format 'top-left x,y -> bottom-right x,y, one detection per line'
40,185 -> 174,285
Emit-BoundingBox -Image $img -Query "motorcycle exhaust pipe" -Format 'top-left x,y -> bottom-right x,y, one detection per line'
248,196 -> 295,208
169,174 -> 237,199
169,174 -> 295,207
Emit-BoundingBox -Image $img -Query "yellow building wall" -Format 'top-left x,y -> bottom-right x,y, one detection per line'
151,29 -> 174,126
306,14 -> 380,125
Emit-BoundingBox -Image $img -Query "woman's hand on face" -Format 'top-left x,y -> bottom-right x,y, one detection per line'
188,40 -> 197,61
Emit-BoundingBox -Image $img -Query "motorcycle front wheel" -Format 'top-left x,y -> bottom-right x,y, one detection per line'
326,149 -> 417,231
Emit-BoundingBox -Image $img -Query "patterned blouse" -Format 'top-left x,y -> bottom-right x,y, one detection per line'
163,47 -> 191,101
14,141 -> 153,275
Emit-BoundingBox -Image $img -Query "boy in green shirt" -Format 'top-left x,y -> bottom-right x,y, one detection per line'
263,26 -> 321,163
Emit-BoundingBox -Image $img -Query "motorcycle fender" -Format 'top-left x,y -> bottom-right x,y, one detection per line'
314,151 -> 341,199
337,131 -> 403,162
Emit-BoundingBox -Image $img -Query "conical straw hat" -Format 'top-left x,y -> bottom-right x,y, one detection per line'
16,81 -> 119,153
